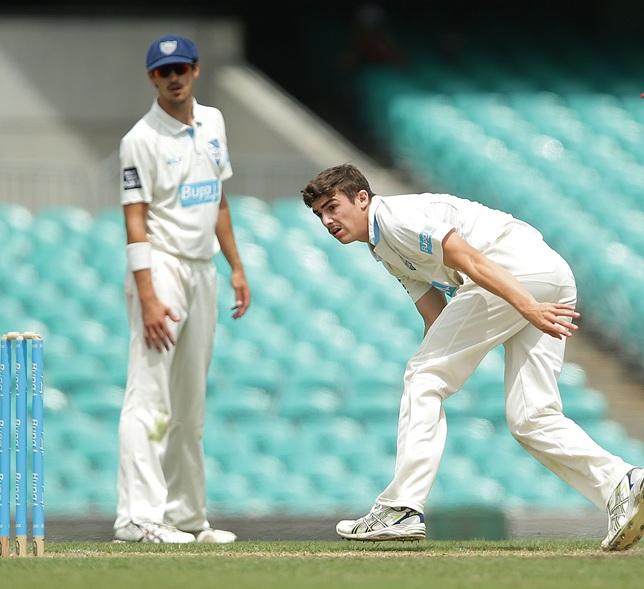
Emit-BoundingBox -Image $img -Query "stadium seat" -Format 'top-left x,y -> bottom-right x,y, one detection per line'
239,423 -> 302,464
236,417 -> 296,453
209,386 -> 273,421
72,384 -> 124,423
203,428 -> 257,470
233,454 -> 287,490
343,393 -> 400,421
0,203 -> 33,233
277,387 -> 341,420
227,358 -> 283,394
283,360 -> 343,392
48,355 -> 109,395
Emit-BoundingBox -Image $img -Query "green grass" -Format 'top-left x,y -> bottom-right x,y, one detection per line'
0,540 -> 642,589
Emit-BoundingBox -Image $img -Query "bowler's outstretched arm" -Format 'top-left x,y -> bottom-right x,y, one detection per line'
442,230 -> 579,339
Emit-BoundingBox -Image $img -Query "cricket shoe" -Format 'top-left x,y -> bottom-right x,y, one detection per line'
114,522 -> 196,544
601,468 -> 644,551
195,528 -> 237,544
336,504 -> 426,541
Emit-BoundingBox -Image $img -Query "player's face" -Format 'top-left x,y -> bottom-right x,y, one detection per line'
311,190 -> 370,244
149,63 -> 200,105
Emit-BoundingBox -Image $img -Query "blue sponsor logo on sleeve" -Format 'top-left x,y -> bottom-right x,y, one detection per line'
419,229 -> 433,254
178,179 -> 220,207
431,281 -> 458,297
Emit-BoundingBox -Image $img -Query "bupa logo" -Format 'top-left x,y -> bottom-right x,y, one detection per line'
178,179 -> 220,207
160,40 -> 178,55
419,229 -> 433,254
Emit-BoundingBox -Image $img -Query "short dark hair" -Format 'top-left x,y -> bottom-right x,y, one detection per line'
301,164 -> 374,208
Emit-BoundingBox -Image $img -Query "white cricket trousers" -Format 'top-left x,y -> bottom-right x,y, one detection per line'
115,249 -> 217,531
376,227 -> 633,513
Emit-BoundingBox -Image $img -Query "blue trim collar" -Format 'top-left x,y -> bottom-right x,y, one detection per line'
368,196 -> 382,246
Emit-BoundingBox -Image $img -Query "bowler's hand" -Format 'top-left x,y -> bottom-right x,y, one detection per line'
521,302 -> 580,339
230,268 -> 251,319
141,297 -> 180,351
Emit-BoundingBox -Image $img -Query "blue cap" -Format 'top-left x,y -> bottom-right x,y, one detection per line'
146,35 -> 198,71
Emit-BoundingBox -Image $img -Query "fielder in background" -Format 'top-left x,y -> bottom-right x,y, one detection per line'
302,164 -> 643,551
114,35 -> 250,544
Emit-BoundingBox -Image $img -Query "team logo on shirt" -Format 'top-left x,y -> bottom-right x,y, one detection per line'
177,179 -> 221,207
166,155 -> 182,166
207,139 -> 224,167
123,167 -> 142,190
419,228 -> 433,254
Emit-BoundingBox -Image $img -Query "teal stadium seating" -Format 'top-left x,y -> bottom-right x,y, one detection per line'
1,197 -> 643,517
353,36 -> 644,364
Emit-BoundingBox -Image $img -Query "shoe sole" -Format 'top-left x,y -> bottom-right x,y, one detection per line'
337,523 -> 426,542
602,476 -> 644,551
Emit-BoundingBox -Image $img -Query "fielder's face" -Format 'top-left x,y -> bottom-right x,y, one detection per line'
311,190 -> 370,243
149,63 -> 200,106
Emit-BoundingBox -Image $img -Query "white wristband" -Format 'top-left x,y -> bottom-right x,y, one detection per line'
127,242 -> 152,272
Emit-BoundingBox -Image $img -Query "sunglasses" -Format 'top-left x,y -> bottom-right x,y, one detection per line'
152,63 -> 192,78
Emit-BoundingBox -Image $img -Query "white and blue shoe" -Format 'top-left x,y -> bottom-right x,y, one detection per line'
601,468 -> 644,551
336,504 -> 426,541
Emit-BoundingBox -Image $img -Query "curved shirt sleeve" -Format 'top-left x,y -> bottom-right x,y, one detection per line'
382,260 -> 432,303
120,134 -> 154,205
217,111 -> 233,182
378,199 -> 456,265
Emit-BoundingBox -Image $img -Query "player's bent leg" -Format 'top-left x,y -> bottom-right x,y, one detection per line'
503,277 -> 641,550
377,286 -> 529,512
336,505 -> 426,541
602,468 -> 644,551
504,288 -> 633,510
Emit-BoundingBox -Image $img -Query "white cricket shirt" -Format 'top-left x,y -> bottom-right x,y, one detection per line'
120,99 -> 233,261
368,193 -> 550,302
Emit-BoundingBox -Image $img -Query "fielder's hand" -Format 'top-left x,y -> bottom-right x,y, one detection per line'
141,297 -> 180,351
230,268 -> 251,319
